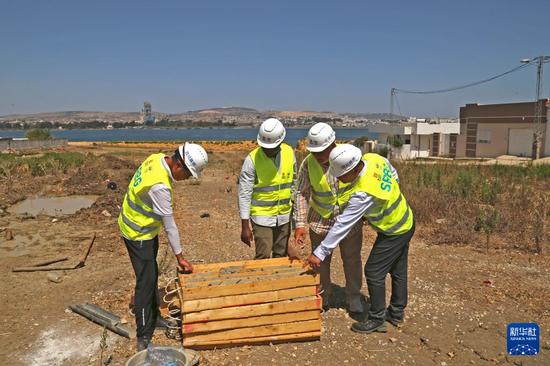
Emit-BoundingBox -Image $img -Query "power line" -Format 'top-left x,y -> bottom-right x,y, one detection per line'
393,62 -> 532,95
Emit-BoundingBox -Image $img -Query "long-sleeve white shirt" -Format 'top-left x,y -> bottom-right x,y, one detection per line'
313,158 -> 399,261
141,156 -> 182,255
238,148 -> 297,227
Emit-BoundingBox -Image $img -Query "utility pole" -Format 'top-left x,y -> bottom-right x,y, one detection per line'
534,56 -> 545,160
390,88 -> 396,122
524,56 -> 550,159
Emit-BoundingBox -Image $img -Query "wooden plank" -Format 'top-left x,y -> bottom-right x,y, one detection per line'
190,257 -> 303,273
183,309 -> 320,335
182,286 -> 317,313
183,319 -> 321,345
185,331 -> 321,349
184,272 -> 303,289
183,297 -> 320,323
181,265 -> 305,285
183,274 -> 318,300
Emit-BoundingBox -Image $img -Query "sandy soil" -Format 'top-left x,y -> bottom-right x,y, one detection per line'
0,144 -> 548,366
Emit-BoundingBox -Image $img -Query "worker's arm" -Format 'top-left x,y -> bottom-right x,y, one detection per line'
293,159 -> 311,247
148,185 -> 193,272
308,192 -> 374,268
238,156 -> 255,246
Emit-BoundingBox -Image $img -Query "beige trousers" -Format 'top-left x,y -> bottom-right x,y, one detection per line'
310,228 -> 363,303
252,222 -> 290,259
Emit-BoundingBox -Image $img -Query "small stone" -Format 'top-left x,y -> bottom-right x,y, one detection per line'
5,229 -> 13,241
389,337 -> 398,343
120,317 -> 128,324
441,362 -> 448,366
47,272 -> 63,283
101,210 -> 111,217
200,212 -> 210,218
447,352 -> 455,358
52,218 -> 59,223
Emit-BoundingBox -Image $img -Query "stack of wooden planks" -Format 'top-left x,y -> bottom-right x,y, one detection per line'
177,257 -> 321,349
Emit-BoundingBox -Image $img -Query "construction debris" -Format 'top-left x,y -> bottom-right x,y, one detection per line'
70,303 -> 135,339
177,257 -> 321,349
12,234 -> 96,272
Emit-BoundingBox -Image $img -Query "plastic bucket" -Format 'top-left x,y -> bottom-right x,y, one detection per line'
125,346 -> 198,366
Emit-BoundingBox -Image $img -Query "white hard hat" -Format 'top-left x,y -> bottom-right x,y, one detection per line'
178,143 -> 208,178
257,118 -> 286,148
306,122 -> 336,152
328,144 -> 362,177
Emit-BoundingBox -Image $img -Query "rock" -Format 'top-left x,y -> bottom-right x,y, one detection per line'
441,362 -> 448,366
101,210 -> 111,217
200,212 -> 210,218
389,337 -> 398,343
5,229 -> 13,241
47,272 -> 63,283
52,218 -> 59,223
435,218 -> 447,224
447,351 -> 455,358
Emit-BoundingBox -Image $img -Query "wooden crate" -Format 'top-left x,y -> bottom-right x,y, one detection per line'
177,257 -> 321,349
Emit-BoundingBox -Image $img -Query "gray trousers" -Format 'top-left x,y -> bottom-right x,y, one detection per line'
365,223 -> 415,321
252,222 -> 290,259
310,228 -> 363,303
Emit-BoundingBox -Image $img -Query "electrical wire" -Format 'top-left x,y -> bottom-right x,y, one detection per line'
394,62 -> 532,95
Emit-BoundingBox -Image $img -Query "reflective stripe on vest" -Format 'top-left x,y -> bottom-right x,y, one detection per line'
249,144 -> 294,216
306,153 -> 357,219
118,153 -> 173,240
353,153 -> 414,236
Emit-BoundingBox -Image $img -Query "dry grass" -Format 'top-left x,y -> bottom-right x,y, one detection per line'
396,162 -> 550,252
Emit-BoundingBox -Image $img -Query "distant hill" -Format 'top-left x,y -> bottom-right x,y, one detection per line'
0,108 -> 403,127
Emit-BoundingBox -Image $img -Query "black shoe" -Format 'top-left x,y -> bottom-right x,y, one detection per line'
155,316 -> 174,329
136,336 -> 150,351
385,313 -> 404,327
351,320 -> 387,334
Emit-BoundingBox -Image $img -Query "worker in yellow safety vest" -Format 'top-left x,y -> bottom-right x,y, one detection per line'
118,142 -> 208,351
292,123 -> 363,313
307,144 -> 415,335
238,118 -> 297,259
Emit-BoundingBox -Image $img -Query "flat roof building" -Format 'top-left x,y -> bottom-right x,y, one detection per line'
456,100 -> 549,158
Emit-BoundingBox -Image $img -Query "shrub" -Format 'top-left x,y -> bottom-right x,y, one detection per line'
25,128 -> 51,140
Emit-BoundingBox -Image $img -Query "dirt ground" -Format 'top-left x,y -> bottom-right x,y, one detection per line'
1,143 -> 548,366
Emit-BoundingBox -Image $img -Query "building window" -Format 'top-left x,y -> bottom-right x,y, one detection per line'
477,130 -> 491,144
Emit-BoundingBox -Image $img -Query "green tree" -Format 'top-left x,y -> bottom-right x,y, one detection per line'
25,128 -> 51,140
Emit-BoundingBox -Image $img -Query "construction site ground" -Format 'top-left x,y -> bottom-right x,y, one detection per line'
0,142 -> 548,366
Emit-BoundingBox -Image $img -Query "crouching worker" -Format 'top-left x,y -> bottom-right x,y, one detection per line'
307,144 -> 415,335
118,143 -> 208,350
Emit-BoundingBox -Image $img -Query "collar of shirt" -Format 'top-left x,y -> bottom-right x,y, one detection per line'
160,155 -> 175,182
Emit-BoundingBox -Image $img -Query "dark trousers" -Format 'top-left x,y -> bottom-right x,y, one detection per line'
251,222 -> 290,259
365,224 -> 415,321
123,236 -> 159,339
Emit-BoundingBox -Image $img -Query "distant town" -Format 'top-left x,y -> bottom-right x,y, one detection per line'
0,101 -> 457,130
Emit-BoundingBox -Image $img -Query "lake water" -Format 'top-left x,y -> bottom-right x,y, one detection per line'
0,128 -> 376,146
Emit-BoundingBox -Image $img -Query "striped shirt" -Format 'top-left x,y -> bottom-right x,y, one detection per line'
293,157 -> 363,236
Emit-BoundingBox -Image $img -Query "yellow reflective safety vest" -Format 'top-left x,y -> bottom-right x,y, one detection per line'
306,153 -> 354,219
351,153 -> 413,236
118,153 -> 173,241
249,143 -> 294,216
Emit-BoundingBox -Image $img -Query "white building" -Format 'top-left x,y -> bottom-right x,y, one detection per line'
370,120 -> 460,159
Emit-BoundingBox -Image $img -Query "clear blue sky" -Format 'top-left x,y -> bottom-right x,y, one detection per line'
1,0 -> 549,117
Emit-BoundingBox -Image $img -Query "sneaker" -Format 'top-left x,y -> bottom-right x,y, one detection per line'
351,320 -> 387,334
136,336 -> 150,351
385,312 -> 404,327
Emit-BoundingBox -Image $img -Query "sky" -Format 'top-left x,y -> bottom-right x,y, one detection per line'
1,0 -> 549,117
